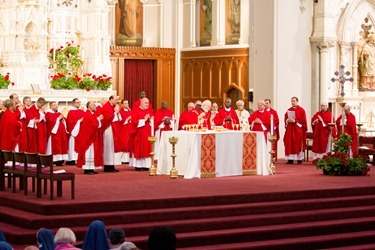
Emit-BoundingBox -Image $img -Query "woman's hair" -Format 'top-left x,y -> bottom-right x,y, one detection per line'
54,228 -> 76,244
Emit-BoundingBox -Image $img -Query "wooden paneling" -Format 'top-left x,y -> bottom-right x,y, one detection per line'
110,46 -> 176,111
181,48 -> 249,112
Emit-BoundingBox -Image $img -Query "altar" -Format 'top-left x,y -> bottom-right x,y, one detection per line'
157,130 -> 271,179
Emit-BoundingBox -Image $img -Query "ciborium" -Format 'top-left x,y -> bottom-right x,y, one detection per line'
148,136 -> 157,176
169,136 -> 178,179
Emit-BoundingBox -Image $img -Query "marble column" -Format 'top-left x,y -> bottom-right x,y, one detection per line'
351,42 -> 358,90
107,0 -> 118,45
318,40 -> 335,104
211,0 -> 225,46
190,0 -> 197,47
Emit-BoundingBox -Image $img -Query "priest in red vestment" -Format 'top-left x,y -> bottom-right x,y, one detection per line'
132,90 -> 154,112
129,97 -> 153,171
0,99 -> 22,151
45,101 -> 68,165
213,98 -> 239,130
66,98 -> 85,165
111,104 -> 123,165
311,102 -> 332,159
335,104 -> 358,156
155,101 -> 174,135
178,102 -> 195,130
248,100 -> 271,140
98,95 -> 119,172
76,101 -> 104,174
283,97 -> 307,164
119,100 -> 132,164
36,98 -> 48,154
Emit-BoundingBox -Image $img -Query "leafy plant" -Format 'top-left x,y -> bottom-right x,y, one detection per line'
0,73 -> 15,89
50,41 -> 83,76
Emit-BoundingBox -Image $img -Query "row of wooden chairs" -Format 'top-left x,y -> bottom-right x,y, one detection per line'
0,150 -> 75,200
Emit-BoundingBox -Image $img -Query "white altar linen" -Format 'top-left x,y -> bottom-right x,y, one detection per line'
157,130 -> 271,178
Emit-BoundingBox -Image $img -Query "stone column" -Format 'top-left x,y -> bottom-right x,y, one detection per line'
351,42 -> 358,91
190,0 -> 197,47
318,40 -> 335,104
211,0 -> 225,46
107,0 -> 118,45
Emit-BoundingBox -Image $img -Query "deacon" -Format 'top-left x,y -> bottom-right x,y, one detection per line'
178,102 -> 195,130
119,99 -> 132,164
283,96 -> 307,164
248,100 -> 271,139
98,95 -> 119,172
76,101 -> 104,174
0,99 -> 22,151
45,101 -> 68,165
214,98 -> 239,129
129,97 -> 153,171
66,98 -> 85,165
311,102 -> 332,159
335,104 -> 358,156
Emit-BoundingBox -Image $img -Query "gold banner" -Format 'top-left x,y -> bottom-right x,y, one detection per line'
201,134 -> 216,178
242,133 -> 257,175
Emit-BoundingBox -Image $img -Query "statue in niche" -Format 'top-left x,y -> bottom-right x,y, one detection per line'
117,0 -> 143,46
358,18 -> 375,90
200,0 -> 212,46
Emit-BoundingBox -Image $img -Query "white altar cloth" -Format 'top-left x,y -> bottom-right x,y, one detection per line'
157,130 -> 271,179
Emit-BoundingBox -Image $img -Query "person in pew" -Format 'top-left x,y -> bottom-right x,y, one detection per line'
213,98 -> 239,130
37,228 -> 56,250
45,101 -> 69,166
76,101 -> 104,174
147,226 -> 177,250
54,227 -> 81,250
311,102 -> 332,160
66,98 -> 85,166
108,227 -> 126,250
82,220 -> 110,250
0,242 -> 13,250
0,99 -> 22,151
283,96 -> 307,164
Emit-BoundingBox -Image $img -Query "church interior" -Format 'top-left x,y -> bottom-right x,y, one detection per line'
1,0 -> 375,249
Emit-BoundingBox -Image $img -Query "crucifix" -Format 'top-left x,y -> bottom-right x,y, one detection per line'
331,65 -> 354,132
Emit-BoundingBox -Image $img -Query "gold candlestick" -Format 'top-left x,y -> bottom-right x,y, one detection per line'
268,135 -> 277,174
148,136 -> 157,176
329,123 -> 336,152
169,136 -> 179,179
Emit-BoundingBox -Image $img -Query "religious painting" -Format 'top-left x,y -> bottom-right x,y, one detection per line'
115,0 -> 143,47
358,17 -> 375,91
199,0 -> 212,46
225,0 -> 240,45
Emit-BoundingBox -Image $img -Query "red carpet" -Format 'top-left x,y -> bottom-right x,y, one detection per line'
0,161 -> 375,249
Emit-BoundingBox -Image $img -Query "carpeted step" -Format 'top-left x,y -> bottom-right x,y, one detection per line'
321,243 -> 375,250
177,230 -> 375,250
2,194 -> 375,229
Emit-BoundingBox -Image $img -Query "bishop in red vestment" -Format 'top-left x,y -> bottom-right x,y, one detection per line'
283,97 -> 307,164
0,99 -> 22,151
119,100 -> 132,163
66,98 -> 85,165
213,98 -> 239,130
335,105 -> 358,156
76,101 -> 104,174
129,97 -> 153,170
311,102 -> 332,159
45,102 -> 68,165
248,100 -> 271,140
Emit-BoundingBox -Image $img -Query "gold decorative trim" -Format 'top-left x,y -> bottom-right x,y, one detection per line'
243,169 -> 257,175
201,172 -> 216,178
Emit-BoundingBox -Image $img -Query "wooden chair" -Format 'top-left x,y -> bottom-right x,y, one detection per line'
2,150 -> 24,192
14,152 -> 37,196
25,153 -> 47,198
358,136 -> 375,165
38,154 -> 75,200
0,150 -> 12,191
11,151 -> 27,193
304,132 -> 314,161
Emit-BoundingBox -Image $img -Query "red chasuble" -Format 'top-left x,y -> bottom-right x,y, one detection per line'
335,113 -> 358,154
66,108 -> 85,137
154,108 -> 174,134
119,108 -> 132,152
132,99 -> 154,112
131,107 -> 153,159
24,105 -> 38,153
76,110 -> 103,168
98,102 -> 115,133
311,111 -> 332,154
178,110 -> 192,130
112,113 -> 123,153
283,105 -> 308,156
0,109 -> 22,150
248,110 -> 271,139
45,112 -> 68,155
213,108 -> 240,129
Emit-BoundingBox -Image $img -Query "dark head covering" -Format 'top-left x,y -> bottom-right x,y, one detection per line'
0,228 -> 5,242
0,242 -> 12,250
82,220 -> 110,250
148,226 -> 177,250
108,227 -> 125,245
37,228 -> 56,250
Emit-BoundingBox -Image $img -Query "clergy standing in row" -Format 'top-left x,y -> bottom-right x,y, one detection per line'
154,101 -> 174,136
66,98 -> 85,165
129,97 -> 153,171
45,101 -> 68,165
76,101 -> 104,174
119,99 -> 132,164
178,102 -> 195,130
236,100 -> 250,131
23,96 -> 38,153
335,104 -> 358,156
248,100 -> 271,140
311,102 -> 332,159
0,99 -> 22,151
283,97 -> 307,164
213,98 -> 239,129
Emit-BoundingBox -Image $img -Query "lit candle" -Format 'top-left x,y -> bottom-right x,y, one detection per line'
172,115 -> 175,132
331,103 -> 334,123
151,117 -> 154,136
270,114 -> 274,136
